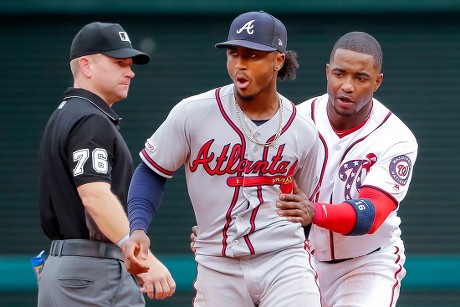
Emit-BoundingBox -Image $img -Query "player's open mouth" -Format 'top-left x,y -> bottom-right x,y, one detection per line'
236,76 -> 249,89
337,96 -> 354,107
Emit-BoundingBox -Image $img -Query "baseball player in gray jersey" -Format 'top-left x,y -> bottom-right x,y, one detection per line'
122,11 -> 322,307
277,32 -> 418,306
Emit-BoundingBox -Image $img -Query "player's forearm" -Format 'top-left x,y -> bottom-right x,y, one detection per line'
313,187 -> 397,235
358,186 -> 397,233
312,201 -> 356,234
128,162 -> 166,234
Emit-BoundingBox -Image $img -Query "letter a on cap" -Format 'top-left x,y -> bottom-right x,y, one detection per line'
237,20 -> 255,35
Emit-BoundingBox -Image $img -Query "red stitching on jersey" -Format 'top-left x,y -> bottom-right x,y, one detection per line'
246,206 -> 258,255
310,98 -> 319,123
282,100 -> 297,133
340,111 -> 392,163
221,186 -> 240,256
215,89 -> 302,256
307,249 -> 323,303
390,246 -> 403,307
140,149 -> 174,176
310,98 -> 327,202
242,109 -> 299,254
215,87 -> 246,145
243,235 -> 255,255
215,87 -> 247,256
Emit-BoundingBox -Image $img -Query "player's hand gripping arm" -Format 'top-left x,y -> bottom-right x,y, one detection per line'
276,180 -> 316,226
190,225 -> 199,253
122,229 -> 151,274
277,185 -> 397,235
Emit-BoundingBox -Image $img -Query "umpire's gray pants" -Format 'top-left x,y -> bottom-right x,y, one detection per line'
37,254 -> 145,306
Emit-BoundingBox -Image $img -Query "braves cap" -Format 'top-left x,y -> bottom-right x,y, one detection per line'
215,11 -> 287,53
70,22 -> 150,65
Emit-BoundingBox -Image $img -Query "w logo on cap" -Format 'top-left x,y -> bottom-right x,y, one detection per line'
119,32 -> 131,43
237,20 -> 255,35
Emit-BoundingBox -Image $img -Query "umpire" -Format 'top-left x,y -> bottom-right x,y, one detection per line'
37,22 -> 174,306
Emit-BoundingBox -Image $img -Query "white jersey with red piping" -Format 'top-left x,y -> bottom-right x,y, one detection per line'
297,94 -> 418,261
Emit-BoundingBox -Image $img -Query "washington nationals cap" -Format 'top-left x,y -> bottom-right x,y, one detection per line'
215,11 -> 287,53
70,22 -> 150,65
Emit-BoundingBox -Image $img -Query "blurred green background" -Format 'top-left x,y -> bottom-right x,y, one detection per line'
1,1 -> 459,306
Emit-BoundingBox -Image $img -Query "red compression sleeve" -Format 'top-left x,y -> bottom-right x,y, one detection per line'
359,187 -> 397,233
312,187 -> 397,235
312,201 -> 356,234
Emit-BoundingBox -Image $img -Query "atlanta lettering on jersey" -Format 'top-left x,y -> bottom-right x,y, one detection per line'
189,140 -> 296,192
189,140 -> 290,176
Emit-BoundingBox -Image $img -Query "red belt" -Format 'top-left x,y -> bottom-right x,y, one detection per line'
227,175 -> 294,193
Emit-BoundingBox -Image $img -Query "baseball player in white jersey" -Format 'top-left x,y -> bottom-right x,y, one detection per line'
277,32 -> 418,306
122,11 -> 322,306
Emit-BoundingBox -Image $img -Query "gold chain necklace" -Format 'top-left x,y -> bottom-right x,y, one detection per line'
234,96 -> 284,147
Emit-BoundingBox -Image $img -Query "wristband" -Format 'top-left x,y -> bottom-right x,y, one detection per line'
345,198 -> 375,236
116,234 -> 130,247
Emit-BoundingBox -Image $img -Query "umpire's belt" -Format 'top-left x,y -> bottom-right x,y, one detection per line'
49,239 -> 123,261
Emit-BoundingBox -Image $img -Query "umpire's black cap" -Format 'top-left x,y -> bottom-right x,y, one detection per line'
215,11 -> 287,53
70,22 -> 150,65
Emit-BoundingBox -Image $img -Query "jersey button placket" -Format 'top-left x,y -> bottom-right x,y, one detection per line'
235,215 -> 244,233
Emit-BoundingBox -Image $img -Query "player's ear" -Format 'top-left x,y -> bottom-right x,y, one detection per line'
274,52 -> 285,71
374,73 -> 383,92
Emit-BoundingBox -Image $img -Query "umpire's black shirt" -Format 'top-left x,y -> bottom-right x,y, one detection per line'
39,88 -> 133,241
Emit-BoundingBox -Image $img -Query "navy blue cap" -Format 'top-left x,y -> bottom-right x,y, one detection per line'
70,22 -> 150,65
215,11 -> 287,53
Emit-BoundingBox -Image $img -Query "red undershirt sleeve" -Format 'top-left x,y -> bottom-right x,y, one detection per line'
312,187 -> 397,235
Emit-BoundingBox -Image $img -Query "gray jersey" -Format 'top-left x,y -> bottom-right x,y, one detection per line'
141,84 -> 322,257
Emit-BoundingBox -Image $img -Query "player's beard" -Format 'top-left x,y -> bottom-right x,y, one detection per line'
332,103 -> 355,117
330,96 -> 370,118
235,89 -> 257,102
